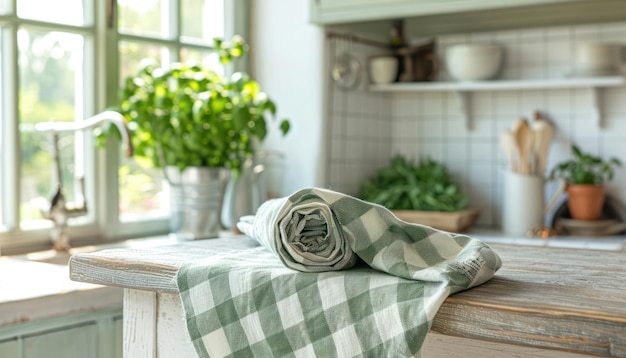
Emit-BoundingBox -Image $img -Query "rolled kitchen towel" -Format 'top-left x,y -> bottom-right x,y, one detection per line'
237,187 -> 501,288
177,187 -> 502,357
236,193 -> 357,272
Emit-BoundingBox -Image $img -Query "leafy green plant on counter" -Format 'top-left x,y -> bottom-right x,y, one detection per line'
358,155 -> 469,212
549,144 -> 621,185
100,35 -> 290,172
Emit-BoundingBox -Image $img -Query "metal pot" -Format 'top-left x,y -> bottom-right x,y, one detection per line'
167,166 -> 230,240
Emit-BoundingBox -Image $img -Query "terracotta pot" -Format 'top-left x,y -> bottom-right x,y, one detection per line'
566,184 -> 606,221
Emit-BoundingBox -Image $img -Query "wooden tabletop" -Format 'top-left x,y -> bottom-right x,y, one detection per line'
69,236 -> 626,357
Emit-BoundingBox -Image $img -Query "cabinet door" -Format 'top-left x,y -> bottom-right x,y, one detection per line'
0,338 -> 19,357
23,324 -> 97,358
114,316 -> 123,358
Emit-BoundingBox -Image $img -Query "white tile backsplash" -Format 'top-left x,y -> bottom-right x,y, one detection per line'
326,21 -> 626,230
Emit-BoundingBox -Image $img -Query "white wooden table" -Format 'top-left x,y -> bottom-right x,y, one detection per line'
69,236 -> 626,357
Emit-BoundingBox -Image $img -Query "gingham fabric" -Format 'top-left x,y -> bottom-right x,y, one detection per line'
176,187 -> 502,357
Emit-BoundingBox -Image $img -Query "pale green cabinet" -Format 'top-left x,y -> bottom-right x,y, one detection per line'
113,316 -> 123,358
23,324 -> 97,358
0,338 -> 19,356
309,0 -> 582,24
0,308 -> 122,358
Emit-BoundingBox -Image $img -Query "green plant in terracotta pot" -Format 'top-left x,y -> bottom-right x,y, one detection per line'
102,36 -> 290,239
549,144 -> 621,221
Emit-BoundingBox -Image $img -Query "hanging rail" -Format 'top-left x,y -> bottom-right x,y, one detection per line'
326,32 -> 391,49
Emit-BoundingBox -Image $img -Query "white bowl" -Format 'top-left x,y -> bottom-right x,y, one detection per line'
575,42 -> 620,72
445,44 -> 504,81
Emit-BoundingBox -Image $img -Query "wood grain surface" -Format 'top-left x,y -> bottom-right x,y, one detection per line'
69,237 -> 626,357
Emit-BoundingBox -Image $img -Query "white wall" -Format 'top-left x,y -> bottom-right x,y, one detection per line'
249,0 -> 326,197
325,37 -> 395,195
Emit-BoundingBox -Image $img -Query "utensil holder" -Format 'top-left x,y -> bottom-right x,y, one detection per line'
502,171 -> 564,236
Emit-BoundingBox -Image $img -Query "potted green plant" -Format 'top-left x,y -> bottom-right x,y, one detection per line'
358,155 -> 478,232
105,36 -> 290,239
549,144 -> 621,221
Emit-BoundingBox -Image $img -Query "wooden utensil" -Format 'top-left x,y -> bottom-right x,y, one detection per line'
513,118 -> 533,174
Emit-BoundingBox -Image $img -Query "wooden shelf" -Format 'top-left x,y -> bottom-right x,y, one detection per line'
370,76 -> 625,129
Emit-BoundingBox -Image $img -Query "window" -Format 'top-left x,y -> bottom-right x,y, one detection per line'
0,0 -> 246,254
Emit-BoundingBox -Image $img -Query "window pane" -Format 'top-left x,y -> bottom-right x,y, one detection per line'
0,0 -> 9,15
0,27 -> 3,229
17,0 -> 85,26
119,40 -> 168,82
119,156 -> 167,220
181,0 -> 224,41
118,41 -> 169,220
18,29 -> 84,228
118,0 -> 163,38
180,48 -> 222,75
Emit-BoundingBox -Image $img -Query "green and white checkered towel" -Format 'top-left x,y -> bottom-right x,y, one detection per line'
177,187 -> 502,357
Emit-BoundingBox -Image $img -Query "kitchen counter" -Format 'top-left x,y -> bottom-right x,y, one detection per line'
69,235 -> 626,357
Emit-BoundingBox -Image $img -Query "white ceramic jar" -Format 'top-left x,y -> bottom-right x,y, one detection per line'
445,44 -> 504,81
369,55 -> 398,84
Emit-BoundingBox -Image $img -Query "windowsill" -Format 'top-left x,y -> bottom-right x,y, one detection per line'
19,235 -> 177,265
0,235 -> 177,329
0,257 -> 122,328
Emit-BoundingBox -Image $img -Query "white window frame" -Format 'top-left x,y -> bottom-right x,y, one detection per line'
0,0 -> 248,254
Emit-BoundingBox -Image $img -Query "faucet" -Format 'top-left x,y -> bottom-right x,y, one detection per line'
36,111 -> 134,251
